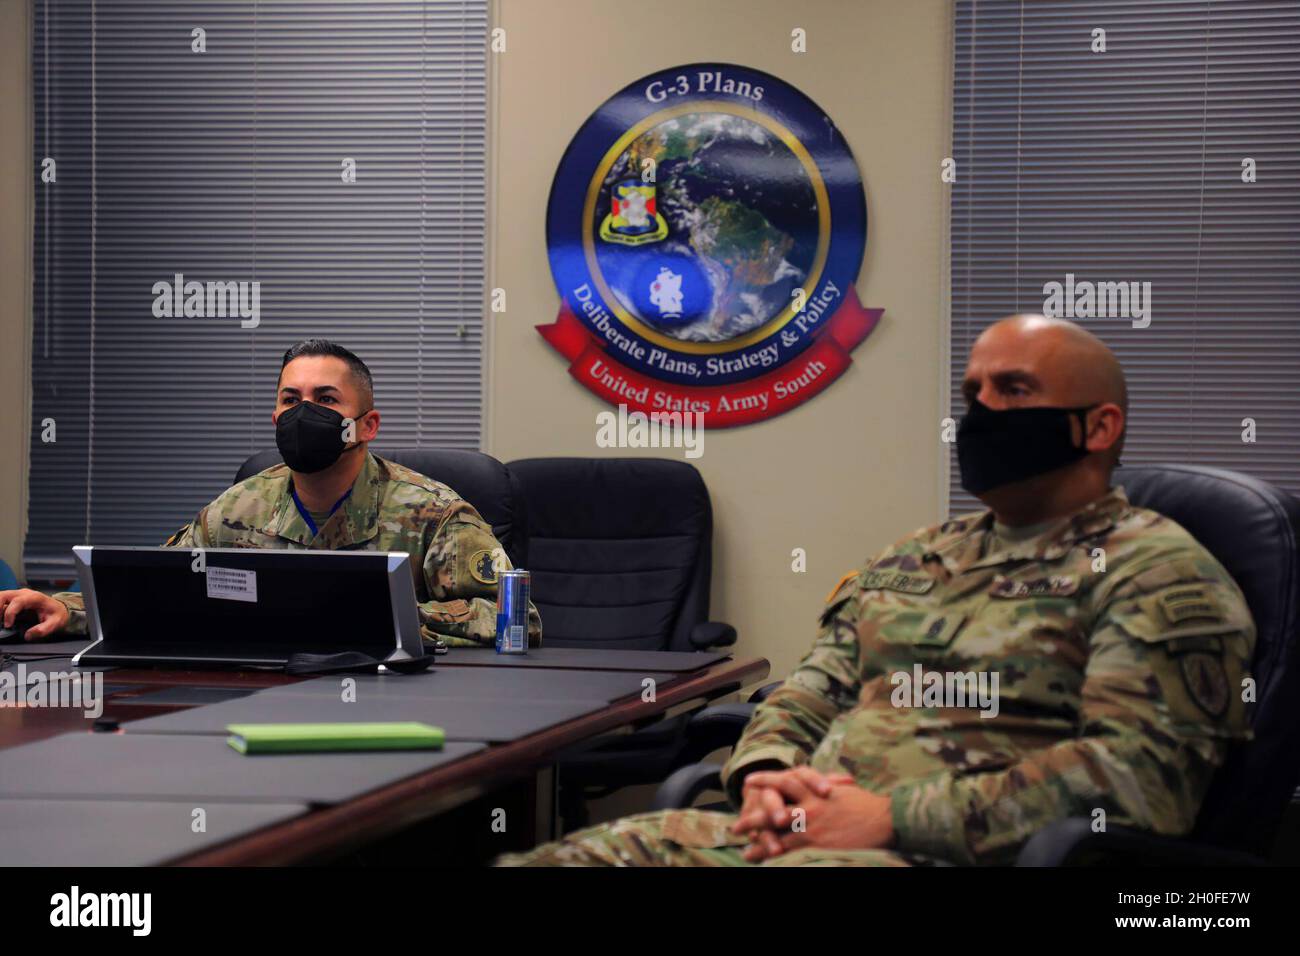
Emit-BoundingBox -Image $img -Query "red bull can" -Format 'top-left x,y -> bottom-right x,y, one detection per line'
495,569 -> 530,654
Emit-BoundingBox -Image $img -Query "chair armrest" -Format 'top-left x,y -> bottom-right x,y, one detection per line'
652,762 -> 725,811
678,701 -> 756,765
748,680 -> 781,703
1016,818 -> 1270,867
689,621 -> 737,649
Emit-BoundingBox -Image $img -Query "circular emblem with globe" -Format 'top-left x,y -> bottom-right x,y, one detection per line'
541,64 -> 881,426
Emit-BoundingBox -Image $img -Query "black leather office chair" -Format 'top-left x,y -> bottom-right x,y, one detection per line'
504,457 -> 726,651
233,447 -> 528,566
655,465 -> 1300,865
506,457 -> 738,831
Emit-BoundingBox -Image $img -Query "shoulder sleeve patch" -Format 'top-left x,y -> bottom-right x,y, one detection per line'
824,569 -> 859,604
469,548 -> 501,585
1179,652 -> 1231,718
818,570 -> 865,628
162,523 -> 191,547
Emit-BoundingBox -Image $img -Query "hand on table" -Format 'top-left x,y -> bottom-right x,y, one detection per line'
0,589 -> 70,641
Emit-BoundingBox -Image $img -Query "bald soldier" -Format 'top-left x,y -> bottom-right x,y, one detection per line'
0,338 -> 540,648
499,314 -> 1254,866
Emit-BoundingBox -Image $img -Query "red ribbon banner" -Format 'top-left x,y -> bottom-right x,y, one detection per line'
537,284 -> 883,427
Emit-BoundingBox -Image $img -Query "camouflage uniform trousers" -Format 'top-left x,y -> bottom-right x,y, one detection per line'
496,809 -> 914,867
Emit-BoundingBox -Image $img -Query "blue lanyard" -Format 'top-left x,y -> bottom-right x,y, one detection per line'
290,486 -> 352,538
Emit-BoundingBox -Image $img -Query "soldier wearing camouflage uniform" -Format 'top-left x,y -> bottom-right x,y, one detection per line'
498,315 -> 1253,866
49,450 -> 540,647
4,339 -> 539,648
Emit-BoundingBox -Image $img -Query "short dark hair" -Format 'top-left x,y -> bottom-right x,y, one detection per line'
279,339 -> 374,407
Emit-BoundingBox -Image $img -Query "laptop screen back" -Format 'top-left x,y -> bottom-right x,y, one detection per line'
76,547 -> 419,662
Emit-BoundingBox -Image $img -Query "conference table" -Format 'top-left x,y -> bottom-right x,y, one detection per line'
0,639 -> 769,865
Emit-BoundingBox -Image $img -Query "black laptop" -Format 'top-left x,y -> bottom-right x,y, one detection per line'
71,546 -> 425,668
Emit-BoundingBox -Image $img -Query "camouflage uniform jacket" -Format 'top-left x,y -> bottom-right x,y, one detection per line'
53,452 -> 541,648
721,487 -> 1254,864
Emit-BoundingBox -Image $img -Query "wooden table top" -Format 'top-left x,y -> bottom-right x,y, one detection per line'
0,651 -> 769,865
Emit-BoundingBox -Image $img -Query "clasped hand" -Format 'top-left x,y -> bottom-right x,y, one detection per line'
731,766 -> 895,863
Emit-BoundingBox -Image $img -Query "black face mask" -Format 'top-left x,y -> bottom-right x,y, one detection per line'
275,401 -> 365,474
957,399 -> 1096,495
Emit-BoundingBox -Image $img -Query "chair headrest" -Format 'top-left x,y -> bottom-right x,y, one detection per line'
506,457 -> 709,538
506,457 -> 713,651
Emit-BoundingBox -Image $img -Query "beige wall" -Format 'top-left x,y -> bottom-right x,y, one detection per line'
0,0 -> 32,580
487,0 -> 953,681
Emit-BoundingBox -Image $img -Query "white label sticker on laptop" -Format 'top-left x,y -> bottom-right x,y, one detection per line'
206,566 -> 258,603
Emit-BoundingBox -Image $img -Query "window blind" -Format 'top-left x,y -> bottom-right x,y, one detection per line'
949,0 -> 1300,514
27,0 -> 489,580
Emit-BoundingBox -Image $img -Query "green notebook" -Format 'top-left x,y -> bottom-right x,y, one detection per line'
226,722 -> 446,755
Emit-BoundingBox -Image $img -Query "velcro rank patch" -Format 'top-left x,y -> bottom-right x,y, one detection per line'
860,570 -> 934,594
914,611 -> 966,648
